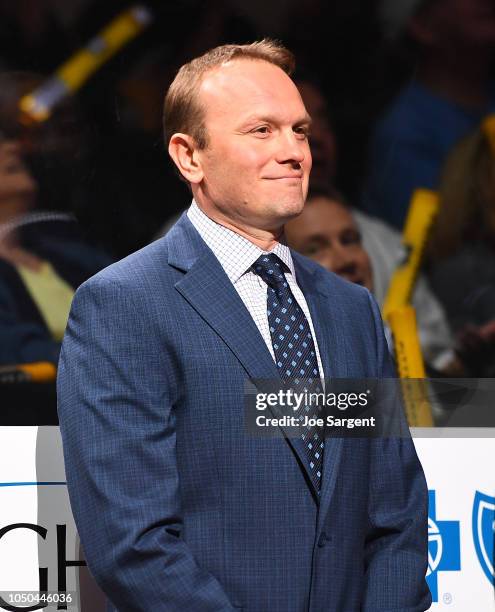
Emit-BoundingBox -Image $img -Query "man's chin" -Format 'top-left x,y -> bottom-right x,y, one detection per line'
281,199 -> 306,222
256,205 -> 302,234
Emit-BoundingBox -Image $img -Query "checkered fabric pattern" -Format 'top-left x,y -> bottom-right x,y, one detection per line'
187,200 -> 325,377
253,253 -> 324,491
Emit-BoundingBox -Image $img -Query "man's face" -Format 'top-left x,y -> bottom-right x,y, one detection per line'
284,196 -> 373,291
194,59 -> 312,232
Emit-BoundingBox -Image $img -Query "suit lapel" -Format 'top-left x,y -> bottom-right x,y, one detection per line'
174,250 -> 279,381
168,217 -> 325,492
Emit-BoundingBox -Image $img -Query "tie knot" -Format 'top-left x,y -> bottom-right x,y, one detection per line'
252,253 -> 288,289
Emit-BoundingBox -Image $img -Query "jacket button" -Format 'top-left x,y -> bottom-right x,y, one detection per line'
317,531 -> 330,547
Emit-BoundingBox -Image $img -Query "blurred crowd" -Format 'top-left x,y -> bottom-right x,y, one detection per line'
2,0 -> 495,419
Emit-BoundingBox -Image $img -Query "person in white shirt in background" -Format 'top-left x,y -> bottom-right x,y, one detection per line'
284,186 -> 465,380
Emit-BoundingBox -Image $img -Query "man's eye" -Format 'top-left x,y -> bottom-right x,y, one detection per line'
252,126 -> 270,136
303,243 -> 321,256
341,230 -> 361,246
294,127 -> 310,139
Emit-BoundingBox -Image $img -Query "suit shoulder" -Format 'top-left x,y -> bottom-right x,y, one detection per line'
79,237 -> 173,293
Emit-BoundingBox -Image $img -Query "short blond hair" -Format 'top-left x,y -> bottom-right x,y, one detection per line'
163,39 -> 295,149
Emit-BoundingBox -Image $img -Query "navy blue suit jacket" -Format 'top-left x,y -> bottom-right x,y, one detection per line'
57,213 -> 431,611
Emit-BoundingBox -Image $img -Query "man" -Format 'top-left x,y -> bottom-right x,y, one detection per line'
58,41 -> 431,611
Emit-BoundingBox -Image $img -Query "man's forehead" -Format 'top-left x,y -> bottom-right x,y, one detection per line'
198,59 -> 307,120
201,57 -> 288,87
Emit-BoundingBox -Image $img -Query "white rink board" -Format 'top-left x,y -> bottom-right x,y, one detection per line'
0,427 -> 80,610
413,433 -> 495,611
0,427 -> 493,611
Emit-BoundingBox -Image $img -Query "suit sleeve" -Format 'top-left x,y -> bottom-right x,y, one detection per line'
57,276 -> 237,612
361,291 -> 432,612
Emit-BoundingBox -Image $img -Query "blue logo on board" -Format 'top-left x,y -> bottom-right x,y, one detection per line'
472,490 -> 495,586
427,490 -> 461,602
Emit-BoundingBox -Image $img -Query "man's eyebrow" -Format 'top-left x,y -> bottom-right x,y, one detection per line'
303,232 -> 327,242
296,114 -> 312,127
239,113 -> 312,127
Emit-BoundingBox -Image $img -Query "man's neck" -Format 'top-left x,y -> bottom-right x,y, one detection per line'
194,200 -> 283,252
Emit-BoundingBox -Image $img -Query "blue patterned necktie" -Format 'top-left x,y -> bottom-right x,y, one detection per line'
252,253 -> 324,491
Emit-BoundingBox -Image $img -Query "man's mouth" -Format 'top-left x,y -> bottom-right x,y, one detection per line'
264,175 -> 303,180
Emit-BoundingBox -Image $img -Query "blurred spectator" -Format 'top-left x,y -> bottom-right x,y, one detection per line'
362,0 -> 495,229
426,120 -> 495,374
0,137 -> 111,366
0,70 -> 112,366
0,70 -> 96,217
284,187 -> 466,375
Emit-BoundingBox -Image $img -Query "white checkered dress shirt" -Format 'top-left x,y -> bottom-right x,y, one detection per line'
188,200 -> 324,379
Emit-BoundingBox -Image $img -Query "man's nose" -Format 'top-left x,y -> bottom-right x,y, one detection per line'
275,130 -> 307,165
332,248 -> 357,278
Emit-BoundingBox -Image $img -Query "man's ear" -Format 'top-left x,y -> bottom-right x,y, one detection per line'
168,133 -> 204,184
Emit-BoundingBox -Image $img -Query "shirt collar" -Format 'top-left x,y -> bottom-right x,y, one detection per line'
187,199 -> 296,284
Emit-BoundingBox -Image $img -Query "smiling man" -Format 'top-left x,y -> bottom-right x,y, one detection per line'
57,41 -> 431,612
